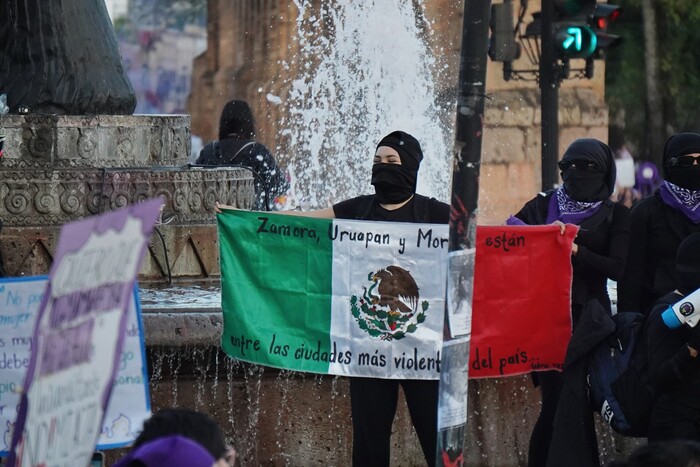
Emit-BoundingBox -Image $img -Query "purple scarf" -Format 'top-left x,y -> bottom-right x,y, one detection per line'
659,180 -> 700,224
546,187 -> 603,225
506,187 -> 603,226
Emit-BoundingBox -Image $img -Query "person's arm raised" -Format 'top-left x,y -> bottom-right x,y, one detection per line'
276,207 -> 335,218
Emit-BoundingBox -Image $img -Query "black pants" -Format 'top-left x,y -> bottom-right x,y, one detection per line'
528,370 -> 563,467
350,377 -> 438,467
528,370 -> 598,467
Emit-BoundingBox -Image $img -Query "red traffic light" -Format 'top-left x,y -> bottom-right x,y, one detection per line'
590,4 -> 623,31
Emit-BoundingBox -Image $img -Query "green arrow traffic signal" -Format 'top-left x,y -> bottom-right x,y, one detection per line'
562,27 -> 582,50
554,24 -> 597,58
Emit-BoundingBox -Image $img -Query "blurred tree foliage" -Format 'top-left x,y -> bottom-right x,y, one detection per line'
606,0 -> 700,164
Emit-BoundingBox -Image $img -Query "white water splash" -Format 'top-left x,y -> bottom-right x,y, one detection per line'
280,0 -> 453,208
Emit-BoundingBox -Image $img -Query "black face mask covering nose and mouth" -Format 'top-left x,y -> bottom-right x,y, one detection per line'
666,166 -> 700,191
561,170 -> 608,202
371,163 -> 417,204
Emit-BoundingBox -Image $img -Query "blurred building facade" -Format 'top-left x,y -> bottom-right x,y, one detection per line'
110,0 -> 207,115
188,0 -> 610,224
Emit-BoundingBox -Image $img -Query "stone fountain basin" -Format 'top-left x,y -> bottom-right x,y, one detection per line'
0,166 -> 255,226
139,282 -> 224,347
0,166 -> 256,280
138,280 -> 619,348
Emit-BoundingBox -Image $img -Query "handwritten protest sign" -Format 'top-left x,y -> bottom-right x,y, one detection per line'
217,210 -> 575,380
0,277 -> 150,455
469,225 -> 577,378
8,199 -> 162,467
219,211 -> 446,379
98,289 -> 151,450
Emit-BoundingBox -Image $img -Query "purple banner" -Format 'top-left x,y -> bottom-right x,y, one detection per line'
8,198 -> 163,467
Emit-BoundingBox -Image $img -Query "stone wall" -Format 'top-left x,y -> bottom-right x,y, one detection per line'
480,88 -> 609,223
0,114 -> 251,280
189,0 -> 299,145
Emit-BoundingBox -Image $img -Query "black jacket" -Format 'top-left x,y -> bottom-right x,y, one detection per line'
647,292 -> 700,427
333,194 -> 449,224
618,192 -> 700,315
196,139 -> 289,211
548,300 -> 616,467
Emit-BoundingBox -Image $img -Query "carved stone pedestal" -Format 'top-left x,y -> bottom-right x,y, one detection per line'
0,114 -> 253,279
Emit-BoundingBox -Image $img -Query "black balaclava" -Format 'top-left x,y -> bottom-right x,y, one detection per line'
371,131 -> 423,204
676,232 -> 700,294
560,138 -> 616,202
663,133 -> 700,191
218,100 -> 256,140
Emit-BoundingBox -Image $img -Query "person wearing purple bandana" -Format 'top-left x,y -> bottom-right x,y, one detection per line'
508,138 -> 631,467
618,132 -> 700,317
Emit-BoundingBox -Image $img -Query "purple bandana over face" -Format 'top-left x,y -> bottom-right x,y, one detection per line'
659,180 -> 700,224
546,186 -> 603,225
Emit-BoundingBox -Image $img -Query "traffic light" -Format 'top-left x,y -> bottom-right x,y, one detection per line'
552,0 -> 597,59
554,24 -> 597,58
488,1 -> 521,63
588,3 -> 623,58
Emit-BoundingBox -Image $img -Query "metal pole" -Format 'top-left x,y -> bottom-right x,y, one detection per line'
540,0 -> 559,191
436,0 -> 490,465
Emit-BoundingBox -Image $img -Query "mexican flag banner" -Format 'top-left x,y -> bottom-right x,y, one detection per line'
219,209 -> 447,380
218,210 -> 576,380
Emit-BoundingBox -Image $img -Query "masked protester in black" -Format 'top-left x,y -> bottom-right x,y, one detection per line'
370,136 -> 419,204
216,130 -> 449,466
334,131 -> 448,467
618,132 -> 700,316
507,138 -> 631,467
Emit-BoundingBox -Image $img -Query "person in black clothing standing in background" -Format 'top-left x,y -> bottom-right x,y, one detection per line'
618,132 -> 700,315
508,138 -> 630,467
217,130 -> 448,466
646,233 -> 700,442
197,100 -> 289,211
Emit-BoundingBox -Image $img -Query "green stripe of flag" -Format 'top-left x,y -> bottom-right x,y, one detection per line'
218,209 -> 334,373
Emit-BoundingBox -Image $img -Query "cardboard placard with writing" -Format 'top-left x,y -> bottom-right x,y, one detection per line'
0,277 -> 150,455
218,211 -> 575,380
8,199 -> 162,467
